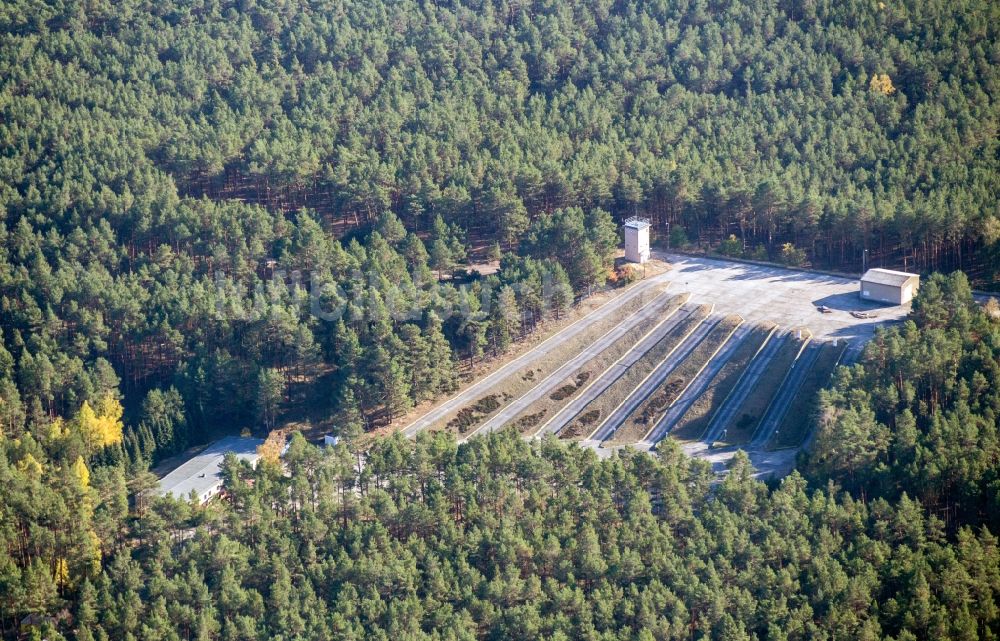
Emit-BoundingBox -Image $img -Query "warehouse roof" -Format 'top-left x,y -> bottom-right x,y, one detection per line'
860,268 -> 919,287
158,436 -> 264,500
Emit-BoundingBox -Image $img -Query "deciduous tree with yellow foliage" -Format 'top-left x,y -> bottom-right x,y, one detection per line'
76,395 -> 124,454
869,73 -> 896,95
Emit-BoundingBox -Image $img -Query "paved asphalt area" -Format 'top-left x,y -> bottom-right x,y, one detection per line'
463,290 -> 687,440
749,341 -> 823,449
657,252 -> 910,343
584,314 -> 722,443
636,323 -> 753,448
535,304 -> 702,437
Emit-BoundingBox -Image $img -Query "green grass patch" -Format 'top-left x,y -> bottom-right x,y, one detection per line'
722,334 -> 806,445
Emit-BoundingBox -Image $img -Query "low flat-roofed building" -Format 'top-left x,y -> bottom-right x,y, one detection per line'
860,268 -> 920,305
158,436 -> 264,504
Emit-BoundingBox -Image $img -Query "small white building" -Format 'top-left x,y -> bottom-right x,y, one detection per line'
623,217 -> 650,264
860,268 -> 920,305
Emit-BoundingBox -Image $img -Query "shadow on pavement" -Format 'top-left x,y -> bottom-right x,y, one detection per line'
811,292 -> 892,312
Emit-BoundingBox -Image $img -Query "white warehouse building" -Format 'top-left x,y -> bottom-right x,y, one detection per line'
860,268 -> 920,305
158,436 -> 265,504
623,217 -> 650,264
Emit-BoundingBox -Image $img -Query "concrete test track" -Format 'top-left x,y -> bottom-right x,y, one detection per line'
462,290 -> 688,440
750,341 -> 823,450
637,323 -> 754,448
698,331 -> 789,445
399,277 -> 669,437
536,304 -> 704,437
585,314 -> 722,444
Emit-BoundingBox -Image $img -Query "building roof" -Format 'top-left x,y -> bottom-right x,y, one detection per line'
622,216 -> 650,230
158,436 -> 264,499
860,268 -> 919,287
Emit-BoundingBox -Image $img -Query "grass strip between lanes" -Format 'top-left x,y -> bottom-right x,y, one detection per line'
508,293 -> 689,437
560,304 -> 713,440
668,323 -> 777,442
606,314 -> 743,446
435,283 -> 672,435
766,340 -> 848,450
722,332 -> 809,445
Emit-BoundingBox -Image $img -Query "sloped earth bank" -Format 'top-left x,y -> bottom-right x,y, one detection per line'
721,333 -> 807,445
766,340 -> 847,450
435,284 -> 674,435
667,323 -> 777,442
560,305 -> 713,440
605,315 -> 743,445
504,295 -> 689,436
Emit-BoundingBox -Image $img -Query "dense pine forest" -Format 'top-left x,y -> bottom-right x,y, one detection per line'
2,277 -> 1000,640
2,0 -> 1000,638
1,0 -> 997,453
3,0 -> 999,278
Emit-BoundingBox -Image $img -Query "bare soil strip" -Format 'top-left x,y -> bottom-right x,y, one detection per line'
437,285 -> 675,435
559,305 -> 713,440
507,294 -> 690,437
721,332 -> 808,445
606,314 -> 743,445
668,323 -> 777,442
766,340 -> 848,450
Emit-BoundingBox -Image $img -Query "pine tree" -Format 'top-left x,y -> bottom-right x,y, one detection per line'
548,263 -> 573,319
490,286 -> 520,354
430,239 -> 452,280
376,211 -> 407,246
424,312 -> 457,394
334,382 -> 365,443
255,368 -> 285,431
367,347 -> 411,422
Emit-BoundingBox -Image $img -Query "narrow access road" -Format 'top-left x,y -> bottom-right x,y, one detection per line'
588,314 -> 721,443
750,341 -> 822,449
536,304 -> 701,437
464,290 -> 687,440
400,277 -> 668,437
639,324 -> 752,447
700,331 -> 789,445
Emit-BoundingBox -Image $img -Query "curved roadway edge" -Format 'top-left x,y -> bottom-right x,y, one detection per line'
586,313 -> 723,443
637,323 -> 752,448
698,330 -> 788,445
462,291 -> 691,441
749,339 -> 821,449
399,277 -> 670,437
533,303 -> 703,438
